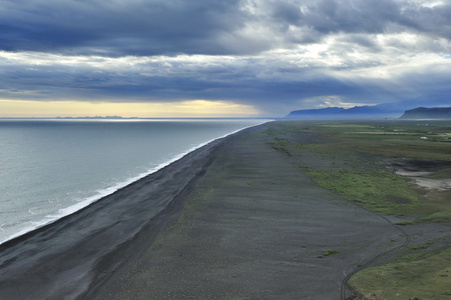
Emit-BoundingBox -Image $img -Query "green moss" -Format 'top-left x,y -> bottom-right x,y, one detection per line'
348,247 -> 451,300
304,167 -> 421,215
408,243 -> 431,250
269,137 -> 292,156
420,211 -> 451,223
265,120 -> 451,221
322,249 -> 339,256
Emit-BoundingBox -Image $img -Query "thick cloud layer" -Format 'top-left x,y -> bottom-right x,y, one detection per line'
0,0 -> 249,56
0,0 -> 450,116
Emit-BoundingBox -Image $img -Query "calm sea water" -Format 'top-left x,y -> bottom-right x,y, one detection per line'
0,118 -> 267,245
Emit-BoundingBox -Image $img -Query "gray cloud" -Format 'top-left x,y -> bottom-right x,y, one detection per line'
2,50 -> 449,116
401,3 -> 451,40
3,0 -> 450,56
0,0 -> 248,56
0,0 -> 451,116
268,0 -> 451,52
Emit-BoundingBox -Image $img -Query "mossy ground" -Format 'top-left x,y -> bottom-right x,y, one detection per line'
265,119 -> 451,221
265,119 -> 451,299
348,247 -> 451,300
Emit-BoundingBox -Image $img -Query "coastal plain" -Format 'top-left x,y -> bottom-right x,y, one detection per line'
1,120 -> 451,299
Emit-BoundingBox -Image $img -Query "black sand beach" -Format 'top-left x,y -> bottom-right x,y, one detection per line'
0,122 -> 445,299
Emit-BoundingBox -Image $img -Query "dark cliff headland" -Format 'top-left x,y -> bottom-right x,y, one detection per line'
400,107 -> 451,119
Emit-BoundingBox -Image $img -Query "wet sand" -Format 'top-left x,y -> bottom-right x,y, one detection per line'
0,123 -> 430,299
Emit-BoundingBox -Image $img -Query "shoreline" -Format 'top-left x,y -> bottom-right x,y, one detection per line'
2,121 -> 447,299
0,126 -> 237,299
0,121 -> 267,247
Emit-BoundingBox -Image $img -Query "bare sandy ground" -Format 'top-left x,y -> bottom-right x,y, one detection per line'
395,169 -> 451,191
1,123 -> 449,300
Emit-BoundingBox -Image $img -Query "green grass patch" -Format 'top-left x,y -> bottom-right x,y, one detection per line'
304,167 -> 421,215
348,247 -> 451,300
317,249 -> 339,258
263,120 -> 451,221
419,211 -> 451,223
408,242 -> 432,250
269,137 -> 292,156
323,249 -> 339,256
289,119 -> 451,161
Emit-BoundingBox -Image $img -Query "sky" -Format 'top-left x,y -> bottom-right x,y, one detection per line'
0,0 -> 450,118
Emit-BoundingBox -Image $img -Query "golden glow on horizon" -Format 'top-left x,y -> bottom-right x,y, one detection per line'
0,99 -> 261,118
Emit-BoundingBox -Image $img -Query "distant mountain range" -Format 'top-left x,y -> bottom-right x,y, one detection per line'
285,104 -> 403,119
399,107 -> 451,119
56,115 -> 137,119
286,105 -> 451,120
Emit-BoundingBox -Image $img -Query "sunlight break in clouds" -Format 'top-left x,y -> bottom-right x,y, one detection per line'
0,99 -> 261,118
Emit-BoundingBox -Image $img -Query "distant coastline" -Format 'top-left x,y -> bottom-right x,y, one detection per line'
0,116 -> 271,120
285,104 -> 402,119
0,116 -> 134,120
285,105 -> 451,120
56,115 -> 138,119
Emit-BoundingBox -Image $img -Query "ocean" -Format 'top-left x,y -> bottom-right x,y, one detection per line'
0,118 -> 267,245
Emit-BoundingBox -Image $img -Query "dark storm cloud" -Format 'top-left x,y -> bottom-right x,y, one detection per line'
0,0 -> 251,56
1,0 -> 451,116
2,0 -> 450,56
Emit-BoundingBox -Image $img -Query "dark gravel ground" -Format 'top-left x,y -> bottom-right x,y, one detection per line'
2,123 -> 449,300
98,125 -> 419,300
